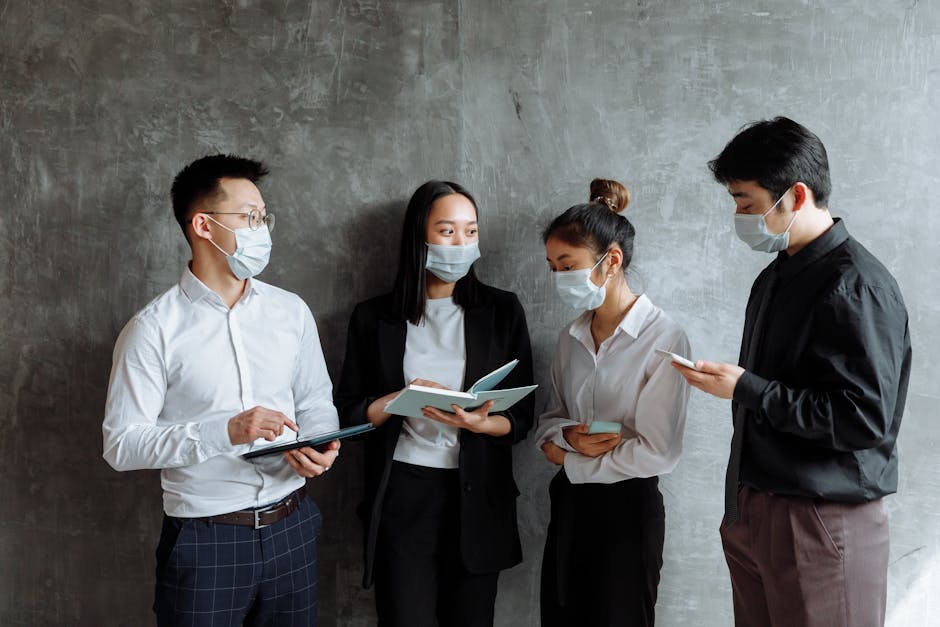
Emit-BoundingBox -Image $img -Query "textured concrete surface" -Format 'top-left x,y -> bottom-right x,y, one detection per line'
1,1 -> 937,625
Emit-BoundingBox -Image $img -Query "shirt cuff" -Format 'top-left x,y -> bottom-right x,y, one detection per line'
534,422 -> 578,451
562,451 -> 591,483
493,413 -> 515,442
552,429 -> 577,452
733,370 -> 771,411
197,416 -> 238,455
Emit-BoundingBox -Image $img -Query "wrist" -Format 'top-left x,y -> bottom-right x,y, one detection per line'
480,414 -> 511,436
225,415 -> 246,446
366,396 -> 392,426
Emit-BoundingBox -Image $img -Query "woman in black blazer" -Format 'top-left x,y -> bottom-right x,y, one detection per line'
335,180 -> 534,627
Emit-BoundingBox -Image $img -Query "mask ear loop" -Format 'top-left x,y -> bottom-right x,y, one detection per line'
202,214 -> 237,257
591,251 -> 612,288
761,189 -> 788,217
590,251 -> 609,272
762,188 -> 800,236
781,192 -> 801,235
781,209 -> 800,236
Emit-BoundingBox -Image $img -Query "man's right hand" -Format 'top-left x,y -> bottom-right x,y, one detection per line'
228,406 -> 298,445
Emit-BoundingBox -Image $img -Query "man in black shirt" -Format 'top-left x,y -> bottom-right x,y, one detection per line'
677,117 -> 911,626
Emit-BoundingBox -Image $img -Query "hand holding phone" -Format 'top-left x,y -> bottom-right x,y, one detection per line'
563,424 -> 622,458
587,420 -> 622,434
655,348 -> 700,371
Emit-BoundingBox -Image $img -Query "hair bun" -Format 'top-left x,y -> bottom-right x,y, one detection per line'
589,178 -> 630,214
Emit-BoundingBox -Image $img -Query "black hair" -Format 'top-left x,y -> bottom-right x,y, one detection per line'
170,154 -> 269,239
708,116 -> 831,206
543,178 -> 636,271
392,180 -> 482,325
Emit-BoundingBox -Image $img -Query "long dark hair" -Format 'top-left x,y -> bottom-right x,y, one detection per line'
392,180 -> 482,325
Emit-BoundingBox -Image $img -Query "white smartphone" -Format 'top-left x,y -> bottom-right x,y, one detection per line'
655,348 -> 699,371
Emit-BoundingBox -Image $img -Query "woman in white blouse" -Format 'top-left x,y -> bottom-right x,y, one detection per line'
534,178 -> 691,627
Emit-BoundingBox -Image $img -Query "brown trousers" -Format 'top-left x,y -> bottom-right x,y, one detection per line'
720,485 -> 889,627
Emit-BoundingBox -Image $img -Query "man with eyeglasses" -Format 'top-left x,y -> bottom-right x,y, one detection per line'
103,154 -> 340,626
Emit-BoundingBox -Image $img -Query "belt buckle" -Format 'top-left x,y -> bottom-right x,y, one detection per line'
253,491 -> 296,529
253,501 -> 281,529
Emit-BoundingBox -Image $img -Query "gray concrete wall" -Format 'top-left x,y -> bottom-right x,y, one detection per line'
1,1 -> 937,625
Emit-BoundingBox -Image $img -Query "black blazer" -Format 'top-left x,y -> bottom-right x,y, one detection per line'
335,283 -> 535,588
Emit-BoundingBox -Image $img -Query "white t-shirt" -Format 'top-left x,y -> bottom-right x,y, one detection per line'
393,296 -> 466,469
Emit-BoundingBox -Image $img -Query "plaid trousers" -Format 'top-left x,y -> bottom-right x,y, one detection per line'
154,493 -> 321,627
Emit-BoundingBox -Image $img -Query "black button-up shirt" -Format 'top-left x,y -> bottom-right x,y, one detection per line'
732,218 -> 911,502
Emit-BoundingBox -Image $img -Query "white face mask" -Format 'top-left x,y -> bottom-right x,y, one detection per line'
734,189 -> 798,253
206,216 -> 272,279
425,242 -> 481,283
553,252 -> 610,311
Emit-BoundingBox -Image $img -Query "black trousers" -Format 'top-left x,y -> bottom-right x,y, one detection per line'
541,469 -> 665,627
374,461 -> 500,627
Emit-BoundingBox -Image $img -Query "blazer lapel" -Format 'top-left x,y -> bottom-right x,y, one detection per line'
463,303 -> 495,389
378,300 -> 494,392
377,317 -> 407,390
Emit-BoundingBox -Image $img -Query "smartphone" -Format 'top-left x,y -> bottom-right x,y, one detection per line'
655,348 -> 699,371
587,420 -> 622,434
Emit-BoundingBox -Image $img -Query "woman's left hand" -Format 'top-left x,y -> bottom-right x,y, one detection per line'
421,400 -> 511,436
541,441 -> 566,465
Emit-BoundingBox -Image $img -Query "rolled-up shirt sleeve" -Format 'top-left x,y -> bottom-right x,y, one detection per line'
563,333 -> 691,483
102,317 -> 237,472
532,340 -> 579,452
292,305 -> 339,436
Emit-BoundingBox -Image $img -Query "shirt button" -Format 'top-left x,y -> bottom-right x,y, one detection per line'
464,482 -> 472,494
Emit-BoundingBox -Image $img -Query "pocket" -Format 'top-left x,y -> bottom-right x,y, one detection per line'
810,501 -> 845,559
155,516 -> 184,572
295,496 -> 322,553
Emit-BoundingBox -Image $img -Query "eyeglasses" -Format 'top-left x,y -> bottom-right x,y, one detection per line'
202,208 -> 276,233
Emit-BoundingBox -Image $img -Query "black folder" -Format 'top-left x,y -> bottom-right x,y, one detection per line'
242,423 -> 374,459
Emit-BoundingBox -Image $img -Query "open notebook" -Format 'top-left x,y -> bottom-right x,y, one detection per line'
384,359 -> 537,420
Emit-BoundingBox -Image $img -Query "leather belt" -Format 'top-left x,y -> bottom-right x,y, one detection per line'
207,486 -> 307,529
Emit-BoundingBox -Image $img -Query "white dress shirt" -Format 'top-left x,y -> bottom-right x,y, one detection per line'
533,294 -> 691,484
393,296 -> 465,469
102,267 -> 339,517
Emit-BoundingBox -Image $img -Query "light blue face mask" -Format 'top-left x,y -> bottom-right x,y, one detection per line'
552,252 -> 610,311
425,242 -> 481,283
733,189 -> 798,253
206,216 -> 272,279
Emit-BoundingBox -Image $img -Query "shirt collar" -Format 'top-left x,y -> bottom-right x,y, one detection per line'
179,265 -> 212,302
568,293 -> 655,345
179,265 -> 262,305
774,218 -> 850,284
